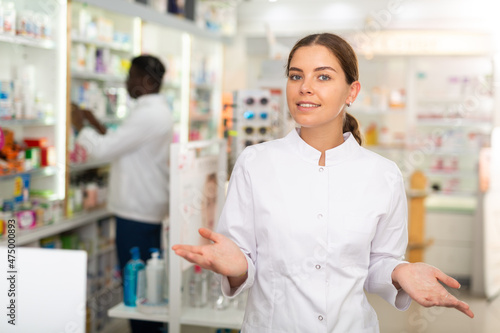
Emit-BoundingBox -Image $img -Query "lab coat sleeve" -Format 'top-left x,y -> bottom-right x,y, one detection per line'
76,110 -> 165,163
364,165 -> 412,311
216,148 -> 256,298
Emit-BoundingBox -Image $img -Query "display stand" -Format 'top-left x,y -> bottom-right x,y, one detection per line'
108,139 -> 245,333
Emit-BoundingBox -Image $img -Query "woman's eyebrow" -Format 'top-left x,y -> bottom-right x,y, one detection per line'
314,66 -> 337,73
288,66 -> 337,73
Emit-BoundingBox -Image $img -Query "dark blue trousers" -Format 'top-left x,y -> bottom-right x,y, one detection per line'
115,215 -> 166,333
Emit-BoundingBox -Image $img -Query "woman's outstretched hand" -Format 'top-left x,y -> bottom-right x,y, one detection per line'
392,262 -> 474,318
172,228 -> 248,278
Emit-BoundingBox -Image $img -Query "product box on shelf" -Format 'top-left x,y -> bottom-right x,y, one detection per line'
0,215 -> 4,236
15,209 -> 36,229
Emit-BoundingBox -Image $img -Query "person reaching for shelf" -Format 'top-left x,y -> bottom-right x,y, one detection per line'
72,55 -> 172,333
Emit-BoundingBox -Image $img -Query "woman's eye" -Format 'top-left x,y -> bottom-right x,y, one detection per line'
319,74 -> 331,81
289,74 -> 301,81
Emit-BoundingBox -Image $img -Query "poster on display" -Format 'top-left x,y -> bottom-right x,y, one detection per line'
169,139 -> 227,271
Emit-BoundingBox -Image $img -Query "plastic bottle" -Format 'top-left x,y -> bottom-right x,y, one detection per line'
0,2 -> 4,34
209,271 -> 227,310
3,2 -> 15,35
145,248 -> 165,304
123,247 -> 145,307
189,265 -> 208,307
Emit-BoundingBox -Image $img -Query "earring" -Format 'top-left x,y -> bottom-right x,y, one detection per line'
347,101 -> 352,107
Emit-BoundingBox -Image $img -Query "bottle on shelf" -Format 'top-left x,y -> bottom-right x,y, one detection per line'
189,265 -> 208,308
209,271 -> 227,310
364,122 -> 379,146
145,248 -> 165,305
123,247 -> 145,307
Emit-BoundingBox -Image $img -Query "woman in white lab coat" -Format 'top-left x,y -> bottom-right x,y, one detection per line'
173,33 -> 474,332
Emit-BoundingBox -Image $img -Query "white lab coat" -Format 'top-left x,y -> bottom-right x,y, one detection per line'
217,129 -> 411,333
76,94 -> 173,223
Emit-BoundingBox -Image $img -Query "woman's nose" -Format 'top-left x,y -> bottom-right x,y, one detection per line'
300,79 -> 313,95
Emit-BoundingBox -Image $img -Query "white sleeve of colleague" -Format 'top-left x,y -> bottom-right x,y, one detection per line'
216,149 -> 257,298
364,166 -> 412,311
76,110 -> 159,163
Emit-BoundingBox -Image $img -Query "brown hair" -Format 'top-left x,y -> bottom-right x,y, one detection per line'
286,33 -> 362,145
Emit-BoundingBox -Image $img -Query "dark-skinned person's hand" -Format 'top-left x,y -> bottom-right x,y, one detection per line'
82,109 -> 107,134
392,262 -> 474,318
71,103 -> 85,132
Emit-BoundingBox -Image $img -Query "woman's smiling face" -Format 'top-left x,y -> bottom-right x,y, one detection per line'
286,44 -> 353,131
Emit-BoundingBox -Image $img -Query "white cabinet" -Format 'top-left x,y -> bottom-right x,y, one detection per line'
425,212 -> 475,278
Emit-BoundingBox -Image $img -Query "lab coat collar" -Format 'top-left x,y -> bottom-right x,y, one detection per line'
136,93 -> 163,106
286,127 -> 361,166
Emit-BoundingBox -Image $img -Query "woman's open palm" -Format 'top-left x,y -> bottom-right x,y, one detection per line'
172,228 -> 247,277
394,262 -> 474,318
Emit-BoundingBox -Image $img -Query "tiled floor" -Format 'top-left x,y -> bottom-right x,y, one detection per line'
110,290 -> 500,332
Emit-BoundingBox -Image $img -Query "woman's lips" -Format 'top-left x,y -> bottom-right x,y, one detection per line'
296,102 -> 320,111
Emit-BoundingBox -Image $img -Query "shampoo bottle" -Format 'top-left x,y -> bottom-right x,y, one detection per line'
145,248 -> 165,304
123,247 -> 145,307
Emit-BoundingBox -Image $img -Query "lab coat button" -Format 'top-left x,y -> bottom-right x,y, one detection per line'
319,167 -> 324,172
315,264 -> 321,269
317,213 -> 323,219
318,315 -> 324,321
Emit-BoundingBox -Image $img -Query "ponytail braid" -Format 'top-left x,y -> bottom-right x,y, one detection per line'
343,112 -> 363,145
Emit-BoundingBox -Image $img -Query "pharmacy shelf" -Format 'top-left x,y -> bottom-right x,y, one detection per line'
0,33 -> 55,49
366,144 -> 406,151
108,303 -> 245,329
181,307 -> 245,329
0,118 -> 56,126
0,166 -> 59,181
424,169 -> 477,178
88,245 -> 115,262
163,82 -> 182,90
108,302 -> 170,323
74,0 -> 227,42
0,208 -> 112,247
71,71 -> 125,83
192,83 -> 215,91
425,194 -> 477,214
71,35 -> 132,52
416,119 -> 493,129
99,318 -> 130,333
350,107 -> 407,115
70,160 -> 110,173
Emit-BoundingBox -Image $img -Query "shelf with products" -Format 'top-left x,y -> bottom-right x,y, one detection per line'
76,0 -> 230,42
181,306 -> 245,329
0,0 -> 67,255
188,36 -> 223,141
108,303 -> 245,329
0,117 -> 56,126
0,207 -> 111,247
350,106 -> 408,116
69,1 -> 138,133
71,71 -> 126,83
0,165 -> 59,180
141,21 -> 187,142
0,33 -> 55,49
71,34 -> 133,53
415,119 -> 493,129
